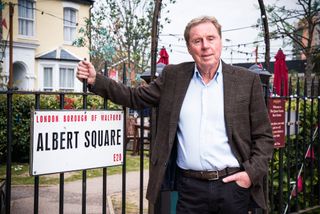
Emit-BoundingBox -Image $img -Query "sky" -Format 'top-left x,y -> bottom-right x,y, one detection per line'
158,0 -> 298,65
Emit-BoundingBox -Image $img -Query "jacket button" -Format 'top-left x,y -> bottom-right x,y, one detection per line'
164,162 -> 168,167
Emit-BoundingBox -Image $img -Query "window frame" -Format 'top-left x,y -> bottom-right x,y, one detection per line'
18,0 -> 35,37
63,7 -> 78,44
43,66 -> 53,91
59,66 -> 75,92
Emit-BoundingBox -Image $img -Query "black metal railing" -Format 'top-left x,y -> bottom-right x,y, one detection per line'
1,76 -> 320,214
0,90 -> 150,214
267,76 -> 320,214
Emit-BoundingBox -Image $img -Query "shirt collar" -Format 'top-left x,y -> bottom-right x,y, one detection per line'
194,60 -> 222,84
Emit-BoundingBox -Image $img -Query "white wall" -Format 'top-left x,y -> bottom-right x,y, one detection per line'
3,42 -> 38,90
37,59 -> 82,92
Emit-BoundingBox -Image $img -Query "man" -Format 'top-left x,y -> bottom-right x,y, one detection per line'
77,16 -> 274,213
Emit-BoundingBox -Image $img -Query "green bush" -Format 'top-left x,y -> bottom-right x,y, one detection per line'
0,94 -> 35,162
0,93 -> 121,163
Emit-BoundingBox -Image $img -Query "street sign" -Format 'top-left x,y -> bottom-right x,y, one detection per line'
30,110 -> 124,175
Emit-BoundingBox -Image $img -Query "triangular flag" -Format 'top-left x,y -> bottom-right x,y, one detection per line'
2,18 -> 7,29
292,176 -> 303,197
306,146 -> 315,159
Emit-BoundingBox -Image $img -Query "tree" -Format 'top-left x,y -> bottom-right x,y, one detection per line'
266,0 -> 320,79
74,0 -> 175,85
74,9 -> 116,73
258,0 -> 271,70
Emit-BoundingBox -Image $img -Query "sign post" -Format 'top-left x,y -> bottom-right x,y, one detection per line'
268,98 -> 286,148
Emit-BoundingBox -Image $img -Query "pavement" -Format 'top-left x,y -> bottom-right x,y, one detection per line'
10,170 -> 149,214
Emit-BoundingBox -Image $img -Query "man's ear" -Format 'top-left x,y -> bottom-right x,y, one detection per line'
187,44 -> 191,54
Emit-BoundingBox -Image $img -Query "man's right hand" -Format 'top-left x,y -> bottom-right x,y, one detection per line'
76,60 -> 97,85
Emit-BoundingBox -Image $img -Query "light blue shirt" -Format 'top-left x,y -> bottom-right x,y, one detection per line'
176,61 -> 240,171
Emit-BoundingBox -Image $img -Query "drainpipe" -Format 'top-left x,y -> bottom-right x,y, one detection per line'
8,2 -> 13,89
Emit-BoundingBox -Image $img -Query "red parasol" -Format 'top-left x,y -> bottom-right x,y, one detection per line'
273,49 -> 289,96
157,47 -> 169,65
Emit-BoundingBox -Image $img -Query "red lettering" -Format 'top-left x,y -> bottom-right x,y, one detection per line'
100,114 -> 121,121
113,153 -> 122,162
36,115 -> 59,123
62,114 -> 87,122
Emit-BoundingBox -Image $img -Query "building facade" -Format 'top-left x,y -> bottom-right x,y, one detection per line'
293,12 -> 320,60
1,0 -> 93,91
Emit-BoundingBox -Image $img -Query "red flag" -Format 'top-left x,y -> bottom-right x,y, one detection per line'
2,18 -> 7,29
306,146 -> 315,159
292,176 -> 303,197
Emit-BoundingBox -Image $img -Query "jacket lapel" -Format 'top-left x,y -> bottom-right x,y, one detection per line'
222,62 -> 243,160
168,63 -> 194,140
222,63 -> 236,140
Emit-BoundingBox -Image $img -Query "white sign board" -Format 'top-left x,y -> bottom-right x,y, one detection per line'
30,110 -> 124,175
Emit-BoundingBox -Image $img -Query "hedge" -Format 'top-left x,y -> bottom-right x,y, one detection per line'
0,94 -> 120,163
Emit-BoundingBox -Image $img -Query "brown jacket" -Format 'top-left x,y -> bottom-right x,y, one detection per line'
90,61 -> 274,210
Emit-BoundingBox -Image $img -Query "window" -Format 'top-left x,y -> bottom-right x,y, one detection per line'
18,0 -> 35,36
59,67 -> 74,91
64,8 -> 77,43
43,67 -> 53,91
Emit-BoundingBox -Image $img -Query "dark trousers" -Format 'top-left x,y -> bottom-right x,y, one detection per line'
176,173 -> 251,214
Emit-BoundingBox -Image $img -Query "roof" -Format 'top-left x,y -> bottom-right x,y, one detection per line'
65,0 -> 94,5
36,47 -> 81,62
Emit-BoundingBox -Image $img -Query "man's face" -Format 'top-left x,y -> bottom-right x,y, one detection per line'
187,22 -> 222,72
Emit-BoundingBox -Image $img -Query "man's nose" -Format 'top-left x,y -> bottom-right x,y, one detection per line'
201,39 -> 210,49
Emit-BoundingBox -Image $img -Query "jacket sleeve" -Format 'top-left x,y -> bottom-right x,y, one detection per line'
242,74 -> 274,185
89,72 -> 166,109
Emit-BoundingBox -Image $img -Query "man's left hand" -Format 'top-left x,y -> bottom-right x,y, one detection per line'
222,171 -> 252,189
